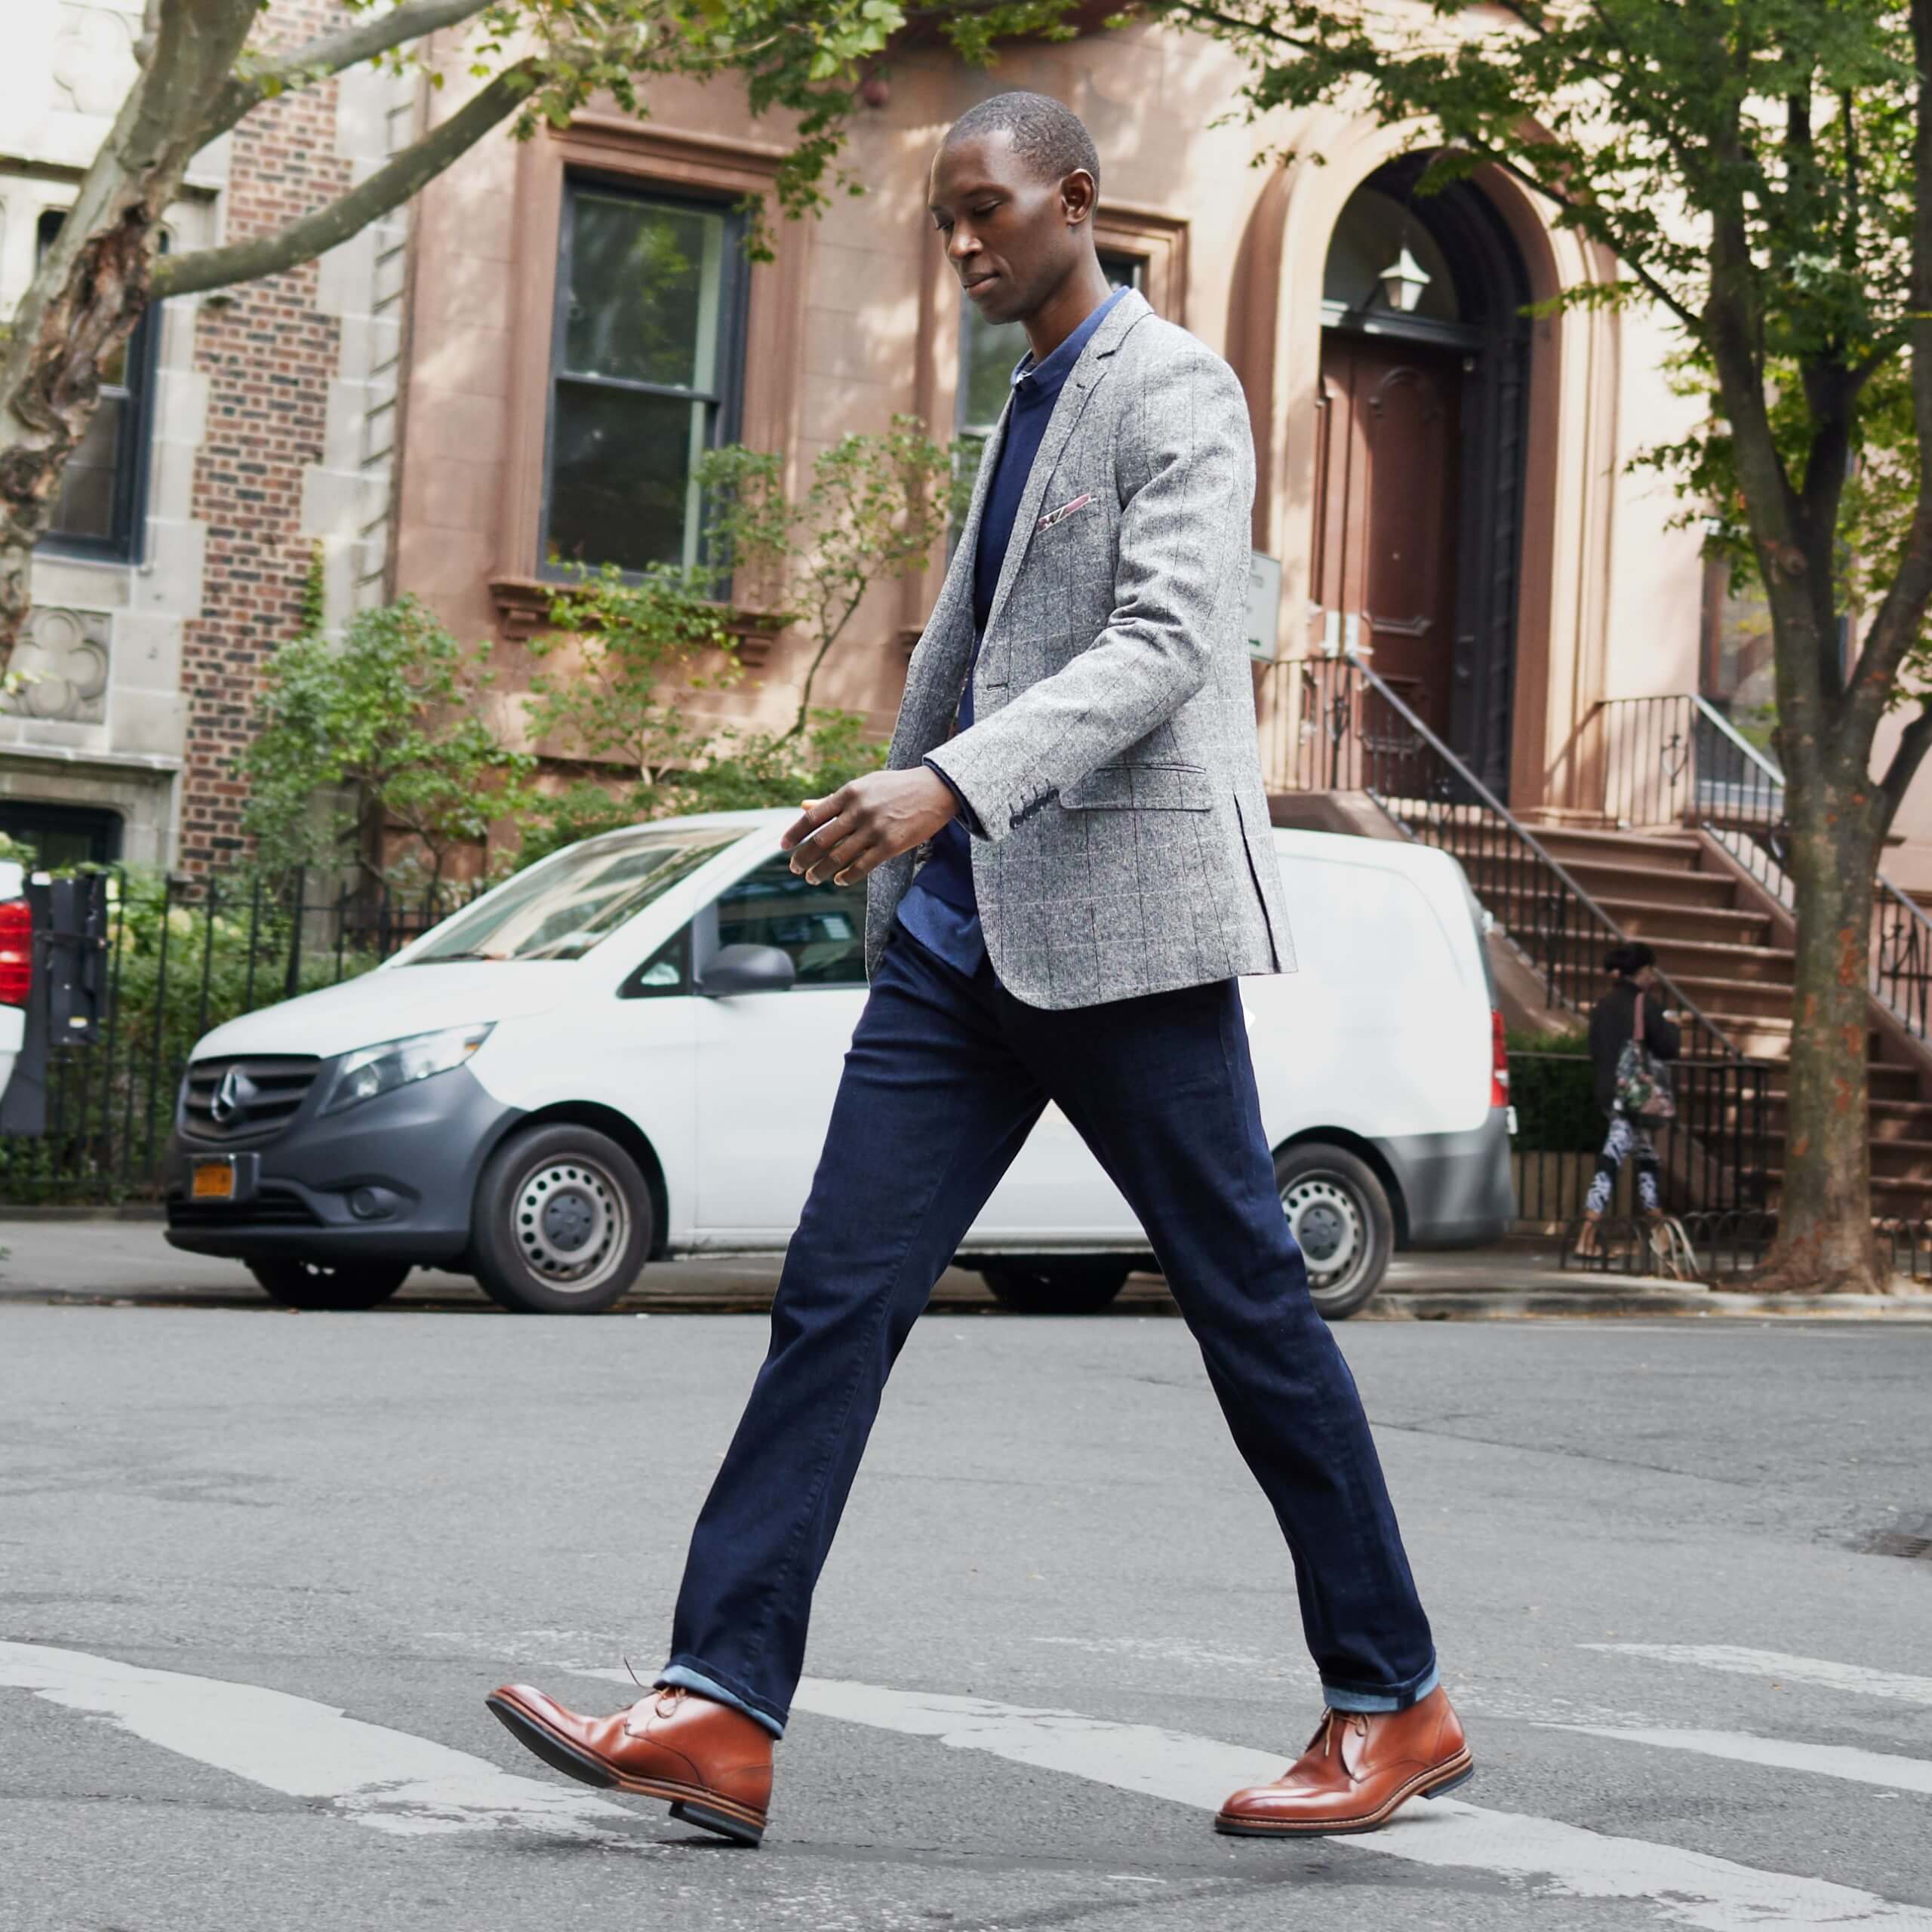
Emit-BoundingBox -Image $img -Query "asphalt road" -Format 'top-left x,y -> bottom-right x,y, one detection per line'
2,1301 -> 1928,1931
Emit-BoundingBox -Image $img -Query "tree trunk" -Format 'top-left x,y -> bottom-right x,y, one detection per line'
0,216 -> 157,661
1755,754 -> 1891,1294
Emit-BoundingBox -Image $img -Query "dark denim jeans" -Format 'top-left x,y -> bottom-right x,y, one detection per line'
660,931 -> 1438,1734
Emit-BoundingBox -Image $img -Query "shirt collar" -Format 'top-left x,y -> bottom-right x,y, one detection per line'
1010,283 -> 1132,396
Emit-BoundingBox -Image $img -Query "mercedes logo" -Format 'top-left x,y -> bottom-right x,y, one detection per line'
210,1066 -> 247,1124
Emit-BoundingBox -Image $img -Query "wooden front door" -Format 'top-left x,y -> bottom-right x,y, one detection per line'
1309,333 -> 1463,749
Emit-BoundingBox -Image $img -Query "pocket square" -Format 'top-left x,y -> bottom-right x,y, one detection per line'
1036,492 -> 1094,534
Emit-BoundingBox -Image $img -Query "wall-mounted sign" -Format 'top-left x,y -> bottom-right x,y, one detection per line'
1246,551 -> 1282,663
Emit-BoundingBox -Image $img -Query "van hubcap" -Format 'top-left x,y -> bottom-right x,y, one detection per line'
512,1157 -> 629,1293
1281,1174 -> 1364,1294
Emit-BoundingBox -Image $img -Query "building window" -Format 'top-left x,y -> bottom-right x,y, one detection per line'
543,180 -> 748,577
35,211 -> 160,563
0,801 -> 123,869
1700,555 -> 1777,743
953,254 -> 1143,512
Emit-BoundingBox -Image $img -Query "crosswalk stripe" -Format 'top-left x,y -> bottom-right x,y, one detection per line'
1553,1725 -> 1932,1796
782,1678 -> 1932,1931
1583,1644 -> 1932,1708
0,1641 -> 641,1841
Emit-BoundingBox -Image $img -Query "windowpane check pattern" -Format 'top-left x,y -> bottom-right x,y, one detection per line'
36,211 -> 158,561
544,184 -> 746,576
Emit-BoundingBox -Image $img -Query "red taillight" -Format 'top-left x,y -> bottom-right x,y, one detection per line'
1489,1008 -> 1509,1109
0,898 -> 29,1007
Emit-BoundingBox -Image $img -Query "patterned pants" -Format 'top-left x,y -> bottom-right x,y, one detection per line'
1586,1112 -> 1660,1216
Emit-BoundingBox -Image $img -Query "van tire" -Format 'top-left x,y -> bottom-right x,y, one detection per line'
980,1257 -> 1131,1314
1274,1143 -> 1394,1321
470,1123 -> 653,1315
248,1257 -> 410,1310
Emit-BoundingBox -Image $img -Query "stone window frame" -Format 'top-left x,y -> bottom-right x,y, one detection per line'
900,201 -> 1189,648
28,206 -> 164,567
491,115 -> 811,641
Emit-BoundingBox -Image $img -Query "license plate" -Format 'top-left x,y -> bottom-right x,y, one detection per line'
191,1157 -> 235,1201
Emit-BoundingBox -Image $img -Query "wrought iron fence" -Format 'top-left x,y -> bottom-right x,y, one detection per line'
1260,655 -> 1746,1060
0,868 -> 481,1204
1509,1049 -> 1770,1232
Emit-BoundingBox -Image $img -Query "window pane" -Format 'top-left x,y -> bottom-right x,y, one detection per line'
1322,186 -> 1459,321
547,383 -> 705,573
566,193 -> 723,389
715,855 -> 867,986
48,396 -> 124,540
407,829 -> 740,964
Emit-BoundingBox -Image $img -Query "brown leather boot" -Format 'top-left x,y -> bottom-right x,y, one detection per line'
1215,1687 -> 1472,1836
486,1681 -> 772,1846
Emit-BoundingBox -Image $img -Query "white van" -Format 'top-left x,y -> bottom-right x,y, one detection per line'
162,814 -> 1513,1318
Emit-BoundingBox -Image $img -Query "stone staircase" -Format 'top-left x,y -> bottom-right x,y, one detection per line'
1483,823 -> 1932,1214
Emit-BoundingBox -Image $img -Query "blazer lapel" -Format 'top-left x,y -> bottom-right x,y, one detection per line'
890,402 -> 1011,762
977,289 -> 1149,645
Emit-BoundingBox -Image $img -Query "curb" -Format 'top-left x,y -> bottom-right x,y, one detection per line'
1370,1287 -> 1932,1321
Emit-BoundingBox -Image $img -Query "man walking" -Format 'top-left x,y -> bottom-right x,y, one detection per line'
488,90 -> 1468,1847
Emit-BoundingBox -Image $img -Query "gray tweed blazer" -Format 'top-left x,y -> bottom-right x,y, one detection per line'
864,288 -> 1295,1009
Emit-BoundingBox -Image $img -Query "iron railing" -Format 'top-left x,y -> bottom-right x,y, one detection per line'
1589,692 -> 1932,1038
0,868 -> 481,1204
1509,1048 -> 1770,1229
1261,654 -> 1748,1060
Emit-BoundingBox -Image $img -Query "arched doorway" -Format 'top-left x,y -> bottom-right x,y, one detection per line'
1310,159 -> 1531,798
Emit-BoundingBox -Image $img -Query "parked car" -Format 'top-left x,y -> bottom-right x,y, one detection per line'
162,813 -> 1513,1317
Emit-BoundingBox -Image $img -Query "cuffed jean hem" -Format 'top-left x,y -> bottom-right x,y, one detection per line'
656,1658 -> 786,1740
1321,1662 -> 1439,1715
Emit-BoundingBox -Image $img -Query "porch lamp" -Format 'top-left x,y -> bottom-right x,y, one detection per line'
1378,244 -> 1432,313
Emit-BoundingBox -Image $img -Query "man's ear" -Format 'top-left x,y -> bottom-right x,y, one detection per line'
1060,167 -> 1097,226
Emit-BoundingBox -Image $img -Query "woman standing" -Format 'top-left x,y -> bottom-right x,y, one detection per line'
1574,941 -> 1682,1257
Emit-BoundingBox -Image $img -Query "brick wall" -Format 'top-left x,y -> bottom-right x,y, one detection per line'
175,0 -> 353,874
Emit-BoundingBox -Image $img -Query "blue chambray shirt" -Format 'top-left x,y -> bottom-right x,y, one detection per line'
894,285 -> 1131,977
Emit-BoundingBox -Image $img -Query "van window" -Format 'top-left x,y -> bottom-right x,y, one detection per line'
407,829 -> 739,964
712,855 -> 867,986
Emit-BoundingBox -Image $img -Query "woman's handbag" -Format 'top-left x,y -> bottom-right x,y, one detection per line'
1614,992 -> 1676,1122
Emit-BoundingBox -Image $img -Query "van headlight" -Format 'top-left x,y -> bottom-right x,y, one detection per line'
322,1023 -> 494,1115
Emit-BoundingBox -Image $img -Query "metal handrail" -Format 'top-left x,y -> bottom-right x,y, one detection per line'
1592,690 -> 1932,1038
1319,654 -> 1749,1060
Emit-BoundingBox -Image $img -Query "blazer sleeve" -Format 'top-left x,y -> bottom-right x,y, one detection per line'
924,340 -> 1254,842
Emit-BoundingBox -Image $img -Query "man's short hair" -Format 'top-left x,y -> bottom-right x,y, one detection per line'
945,91 -> 1101,195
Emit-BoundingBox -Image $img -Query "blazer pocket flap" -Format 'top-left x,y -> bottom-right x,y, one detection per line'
1060,761 -> 1214,811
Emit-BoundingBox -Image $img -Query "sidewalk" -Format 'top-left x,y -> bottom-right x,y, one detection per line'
4,1217 -> 1932,1318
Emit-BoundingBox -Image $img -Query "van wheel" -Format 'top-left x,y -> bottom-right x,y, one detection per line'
248,1257 -> 410,1311
471,1123 -> 652,1314
980,1258 -> 1131,1315
1275,1143 -> 1394,1321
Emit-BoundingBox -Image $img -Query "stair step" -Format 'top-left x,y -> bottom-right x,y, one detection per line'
1642,938 -> 1795,984
1593,898 -> 1777,944
1767,1071 -> 1924,1105
1669,975 -> 1795,1020
1556,859 -> 1740,909
1528,826 -> 1706,867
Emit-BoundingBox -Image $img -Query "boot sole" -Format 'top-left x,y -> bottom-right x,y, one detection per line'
484,1691 -> 767,1847
1214,1749 -> 1475,1837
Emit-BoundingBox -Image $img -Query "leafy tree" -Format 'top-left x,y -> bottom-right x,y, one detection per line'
0,0 -> 1079,674
242,594 -> 532,885
515,422 -> 960,854
1172,0 -> 1932,1291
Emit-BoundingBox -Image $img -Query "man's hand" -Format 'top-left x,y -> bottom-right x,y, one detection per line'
781,769 -> 959,885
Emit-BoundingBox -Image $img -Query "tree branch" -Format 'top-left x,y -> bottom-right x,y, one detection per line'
1841,0 -> 1932,757
196,0 -> 494,144
1878,701 -> 1932,816
154,61 -> 537,300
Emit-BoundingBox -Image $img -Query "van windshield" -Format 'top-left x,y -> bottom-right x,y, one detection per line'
405,829 -> 742,964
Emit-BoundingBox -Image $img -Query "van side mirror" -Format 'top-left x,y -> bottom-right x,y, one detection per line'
697,943 -> 797,998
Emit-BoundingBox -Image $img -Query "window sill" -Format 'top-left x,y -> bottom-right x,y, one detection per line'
488,573 -> 784,664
